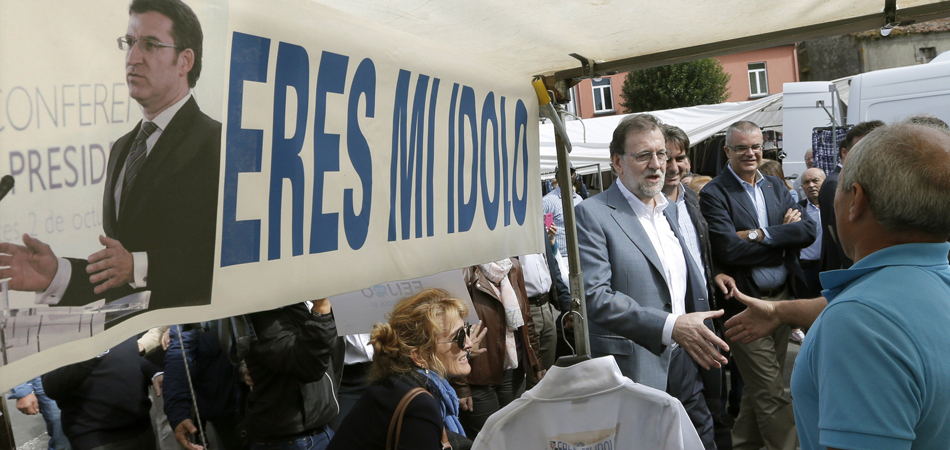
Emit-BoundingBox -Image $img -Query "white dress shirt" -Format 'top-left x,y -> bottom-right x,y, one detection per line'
616,181 -> 687,347
520,253 -> 552,298
37,94 -> 193,305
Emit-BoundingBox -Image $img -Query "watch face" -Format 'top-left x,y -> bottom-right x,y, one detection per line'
748,230 -> 758,240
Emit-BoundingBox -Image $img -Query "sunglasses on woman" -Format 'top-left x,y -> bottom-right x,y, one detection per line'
440,323 -> 472,351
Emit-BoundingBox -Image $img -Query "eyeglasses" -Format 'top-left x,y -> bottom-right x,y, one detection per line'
117,36 -> 180,54
625,150 -> 671,164
439,324 -> 471,351
727,144 -> 763,154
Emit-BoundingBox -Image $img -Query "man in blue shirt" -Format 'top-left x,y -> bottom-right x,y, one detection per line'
723,122 -> 950,450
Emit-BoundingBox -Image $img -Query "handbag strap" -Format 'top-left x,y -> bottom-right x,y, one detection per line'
386,387 -> 453,450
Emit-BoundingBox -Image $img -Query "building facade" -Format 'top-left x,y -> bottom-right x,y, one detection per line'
567,45 -> 799,119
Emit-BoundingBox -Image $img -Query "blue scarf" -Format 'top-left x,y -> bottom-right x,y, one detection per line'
417,369 -> 466,436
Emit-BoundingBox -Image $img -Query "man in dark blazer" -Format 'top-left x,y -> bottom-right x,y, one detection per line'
577,114 -> 728,450
699,121 -> 815,450
818,121 -> 885,272
0,0 -> 219,316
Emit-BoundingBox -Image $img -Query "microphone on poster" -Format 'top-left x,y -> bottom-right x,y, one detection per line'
0,176 -> 13,202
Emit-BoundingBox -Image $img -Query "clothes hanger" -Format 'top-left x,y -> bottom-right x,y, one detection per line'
554,311 -> 592,367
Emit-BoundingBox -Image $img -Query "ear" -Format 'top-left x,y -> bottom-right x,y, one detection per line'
610,153 -> 623,174
178,48 -> 195,79
847,182 -> 870,222
408,348 -> 426,369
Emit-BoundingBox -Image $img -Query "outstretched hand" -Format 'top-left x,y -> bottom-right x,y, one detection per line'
723,290 -> 780,344
468,321 -> 488,358
87,235 -> 135,294
0,234 -> 59,292
672,310 -> 729,370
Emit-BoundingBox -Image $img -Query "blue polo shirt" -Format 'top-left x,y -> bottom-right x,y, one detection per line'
791,242 -> 950,450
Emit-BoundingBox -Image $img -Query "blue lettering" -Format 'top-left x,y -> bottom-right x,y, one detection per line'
389,71 -> 435,241
457,85 -> 478,232
221,32 -> 270,267
344,58 -> 375,250
512,99 -> 529,225
446,83 -> 459,234
269,42 -> 309,260
309,51 -> 348,254
500,96 -> 511,226
479,92 -> 500,230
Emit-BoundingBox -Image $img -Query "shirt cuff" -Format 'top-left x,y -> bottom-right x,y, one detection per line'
662,313 -> 680,346
151,371 -> 164,381
35,257 -> 72,305
130,252 -> 148,288
761,228 -> 773,243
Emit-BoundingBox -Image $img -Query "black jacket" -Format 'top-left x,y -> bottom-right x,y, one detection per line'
243,303 -> 344,442
61,97 -> 221,315
327,374 -> 444,450
818,166 -> 852,270
700,171 -> 816,318
43,337 -> 160,450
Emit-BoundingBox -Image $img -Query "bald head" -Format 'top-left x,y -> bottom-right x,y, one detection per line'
801,168 -> 825,205
839,123 -> 950,238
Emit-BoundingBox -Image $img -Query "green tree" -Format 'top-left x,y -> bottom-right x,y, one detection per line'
620,58 -> 731,113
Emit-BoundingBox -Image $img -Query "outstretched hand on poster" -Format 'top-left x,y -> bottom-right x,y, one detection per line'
87,235 -> 135,294
0,234 -> 58,292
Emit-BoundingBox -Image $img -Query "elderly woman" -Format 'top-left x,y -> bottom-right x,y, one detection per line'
327,288 -> 486,450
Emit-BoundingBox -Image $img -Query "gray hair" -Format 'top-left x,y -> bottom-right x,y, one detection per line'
724,121 -> 761,147
839,123 -> 950,237
904,114 -> 950,133
609,114 -> 662,158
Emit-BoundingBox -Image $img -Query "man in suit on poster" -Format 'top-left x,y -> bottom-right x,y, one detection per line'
0,0 -> 219,314
576,113 -> 731,449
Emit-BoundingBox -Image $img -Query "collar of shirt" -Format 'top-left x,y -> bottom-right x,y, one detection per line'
143,92 -> 192,155
819,242 -> 950,302
727,163 -> 763,188
549,186 -> 581,203
616,180 -> 669,219
675,183 -> 686,206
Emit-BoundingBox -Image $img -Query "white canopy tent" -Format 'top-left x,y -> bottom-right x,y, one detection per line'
539,94 -> 784,175
316,0 -> 950,79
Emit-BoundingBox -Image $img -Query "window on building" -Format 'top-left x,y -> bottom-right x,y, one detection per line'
748,62 -> 768,98
919,47 -> 937,64
565,86 -> 578,118
591,78 -> 613,113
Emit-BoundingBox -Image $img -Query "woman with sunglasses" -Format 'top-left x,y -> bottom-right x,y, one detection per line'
327,288 -> 487,450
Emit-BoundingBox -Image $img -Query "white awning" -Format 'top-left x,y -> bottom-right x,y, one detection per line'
316,0 -> 950,78
539,94 -> 784,175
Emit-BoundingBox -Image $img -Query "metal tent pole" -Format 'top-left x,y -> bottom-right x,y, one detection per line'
552,105 -> 590,359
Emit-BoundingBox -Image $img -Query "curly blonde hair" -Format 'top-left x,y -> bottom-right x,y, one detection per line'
369,288 -> 468,381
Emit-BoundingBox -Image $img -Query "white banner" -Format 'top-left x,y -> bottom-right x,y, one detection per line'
0,0 -> 541,391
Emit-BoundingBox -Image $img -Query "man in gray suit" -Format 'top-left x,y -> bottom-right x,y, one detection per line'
576,114 -> 730,450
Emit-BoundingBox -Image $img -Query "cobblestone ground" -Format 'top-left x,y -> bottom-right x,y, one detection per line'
6,396 -> 50,450
16,434 -> 50,450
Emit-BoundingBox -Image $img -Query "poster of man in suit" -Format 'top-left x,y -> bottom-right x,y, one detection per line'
0,0 -> 225,333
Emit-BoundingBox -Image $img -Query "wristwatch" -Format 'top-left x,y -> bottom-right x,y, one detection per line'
747,229 -> 759,242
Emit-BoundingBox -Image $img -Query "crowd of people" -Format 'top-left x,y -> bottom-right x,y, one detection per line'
11,113 -> 950,450
3,1 -> 949,445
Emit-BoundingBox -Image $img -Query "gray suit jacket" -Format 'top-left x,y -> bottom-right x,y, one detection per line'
576,182 -> 712,390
